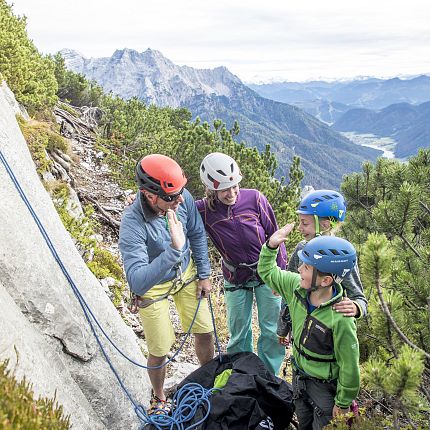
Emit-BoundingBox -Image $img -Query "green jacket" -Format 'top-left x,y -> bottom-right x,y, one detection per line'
258,244 -> 360,408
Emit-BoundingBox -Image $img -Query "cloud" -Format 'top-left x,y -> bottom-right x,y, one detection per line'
8,0 -> 430,82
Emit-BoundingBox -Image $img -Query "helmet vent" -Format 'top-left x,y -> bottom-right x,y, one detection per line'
230,163 -> 234,173
318,249 -> 328,255
342,249 -> 350,255
201,165 -> 205,172
329,249 -> 340,255
216,169 -> 227,177
322,195 -> 333,200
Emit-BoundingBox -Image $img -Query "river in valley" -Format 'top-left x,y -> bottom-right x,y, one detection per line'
341,132 -> 397,159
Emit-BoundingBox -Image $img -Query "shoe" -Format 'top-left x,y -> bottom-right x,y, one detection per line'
148,394 -> 171,416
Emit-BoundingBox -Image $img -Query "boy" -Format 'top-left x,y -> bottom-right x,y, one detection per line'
278,190 -> 367,347
258,223 -> 360,429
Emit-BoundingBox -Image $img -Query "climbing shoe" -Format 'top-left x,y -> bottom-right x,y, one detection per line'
147,394 -> 171,416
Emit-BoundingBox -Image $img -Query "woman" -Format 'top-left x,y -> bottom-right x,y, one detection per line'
196,152 -> 287,375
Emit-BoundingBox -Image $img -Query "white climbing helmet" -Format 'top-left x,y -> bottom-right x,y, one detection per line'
200,152 -> 243,191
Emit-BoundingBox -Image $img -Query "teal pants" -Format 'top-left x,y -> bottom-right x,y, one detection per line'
224,280 -> 285,375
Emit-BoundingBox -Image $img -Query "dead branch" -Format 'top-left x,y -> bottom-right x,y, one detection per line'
376,278 -> 430,360
78,192 -> 120,233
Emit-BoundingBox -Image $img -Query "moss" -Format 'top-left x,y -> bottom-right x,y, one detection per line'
87,248 -> 124,280
0,359 -> 71,429
17,117 -> 69,174
51,190 -> 125,306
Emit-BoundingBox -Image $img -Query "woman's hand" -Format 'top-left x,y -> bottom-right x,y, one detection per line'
268,223 -> 295,248
333,297 -> 359,317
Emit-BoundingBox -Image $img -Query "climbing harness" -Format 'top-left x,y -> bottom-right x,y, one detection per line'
0,149 -> 222,429
291,357 -> 336,418
222,258 -> 263,291
129,267 -> 197,314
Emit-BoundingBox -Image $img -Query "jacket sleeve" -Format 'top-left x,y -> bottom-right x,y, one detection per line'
184,191 -> 211,279
333,319 -> 360,408
257,192 -> 287,269
287,241 -> 304,273
258,244 -> 297,303
341,262 -> 368,318
119,209 -> 182,296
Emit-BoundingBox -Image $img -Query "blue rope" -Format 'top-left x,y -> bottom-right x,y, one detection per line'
137,383 -> 220,430
0,149 -> 222,428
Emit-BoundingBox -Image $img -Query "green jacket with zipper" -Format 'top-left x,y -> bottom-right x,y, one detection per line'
258,244 -> 360,408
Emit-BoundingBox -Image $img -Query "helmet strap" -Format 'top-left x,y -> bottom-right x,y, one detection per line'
310,268 -> 320,292
314,215 -> 321,236
310,268 -> 333,292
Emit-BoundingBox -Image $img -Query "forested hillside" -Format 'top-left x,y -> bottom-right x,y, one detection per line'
0,1 -> 428,428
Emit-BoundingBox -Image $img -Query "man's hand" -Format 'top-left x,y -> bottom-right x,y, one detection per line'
268,223 -> 295,248
332,405 -> 350,418
167,209 -> 185,250
333,297 -> 359,317
196,278 -> 211,299
125,193 -> 137,207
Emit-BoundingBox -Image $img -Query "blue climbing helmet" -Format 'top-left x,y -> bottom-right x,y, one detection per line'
297,189 -> 346,221
298,236 -> 356,280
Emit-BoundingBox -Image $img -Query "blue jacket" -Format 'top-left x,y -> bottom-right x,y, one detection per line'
119,189 -> 211,296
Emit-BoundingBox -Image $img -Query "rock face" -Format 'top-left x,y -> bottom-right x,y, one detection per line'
0,81 -> 150,429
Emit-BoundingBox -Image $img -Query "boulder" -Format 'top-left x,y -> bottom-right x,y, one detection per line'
0,81 -> 150,429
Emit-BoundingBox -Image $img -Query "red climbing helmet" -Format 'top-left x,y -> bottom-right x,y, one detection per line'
135,154 -> 187,196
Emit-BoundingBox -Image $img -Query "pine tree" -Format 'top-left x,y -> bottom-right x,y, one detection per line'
0,0 -> 57,112
341,151 -> 430,426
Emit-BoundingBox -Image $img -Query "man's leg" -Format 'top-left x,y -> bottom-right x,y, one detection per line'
195,332 -> 214,365
147,354 -> 168,400
173,263 -> 215,365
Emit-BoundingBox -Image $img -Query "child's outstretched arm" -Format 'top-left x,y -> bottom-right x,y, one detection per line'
267,223 -> 295,249
258,223 -> 297,301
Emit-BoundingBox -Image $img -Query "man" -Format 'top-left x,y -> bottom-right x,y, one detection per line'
119,154 -> 214,414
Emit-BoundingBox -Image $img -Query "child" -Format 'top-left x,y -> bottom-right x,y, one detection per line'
258,225 -> 360,429
277,190 -> 367,346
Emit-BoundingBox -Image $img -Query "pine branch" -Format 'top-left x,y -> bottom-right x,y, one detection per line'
361,388 -> 392,414
376,279 -> 430,360
399,233 -> 422,259
419,200 -> 430,216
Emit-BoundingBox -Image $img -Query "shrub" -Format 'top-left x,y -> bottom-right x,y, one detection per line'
0,359 -> 71,429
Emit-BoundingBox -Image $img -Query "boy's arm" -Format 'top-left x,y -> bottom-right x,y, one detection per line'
287,241 -> 304,273
333,319 -> 360,408
257,192 -> 287,269
258,244 -> 298,303
341,262 -> 368,318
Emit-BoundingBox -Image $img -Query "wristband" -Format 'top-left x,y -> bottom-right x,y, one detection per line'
265,239 -> 279,250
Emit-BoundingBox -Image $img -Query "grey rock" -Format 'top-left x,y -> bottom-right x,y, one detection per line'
0,81 -> 150,429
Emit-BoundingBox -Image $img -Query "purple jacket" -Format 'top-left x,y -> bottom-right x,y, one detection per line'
196,188 -> 287,285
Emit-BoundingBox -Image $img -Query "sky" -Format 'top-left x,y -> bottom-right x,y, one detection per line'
8,0 -> 430,83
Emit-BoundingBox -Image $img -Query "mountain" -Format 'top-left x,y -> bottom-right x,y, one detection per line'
61,48 -> 380,188
332,102 -> 430,158
249,75 -> 430,111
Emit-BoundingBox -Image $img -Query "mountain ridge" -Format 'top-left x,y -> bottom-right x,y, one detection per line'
61,48 -> 380,188
333,101 -> 430,158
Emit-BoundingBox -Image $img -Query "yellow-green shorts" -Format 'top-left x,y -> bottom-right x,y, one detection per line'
139,261 -> 213,357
